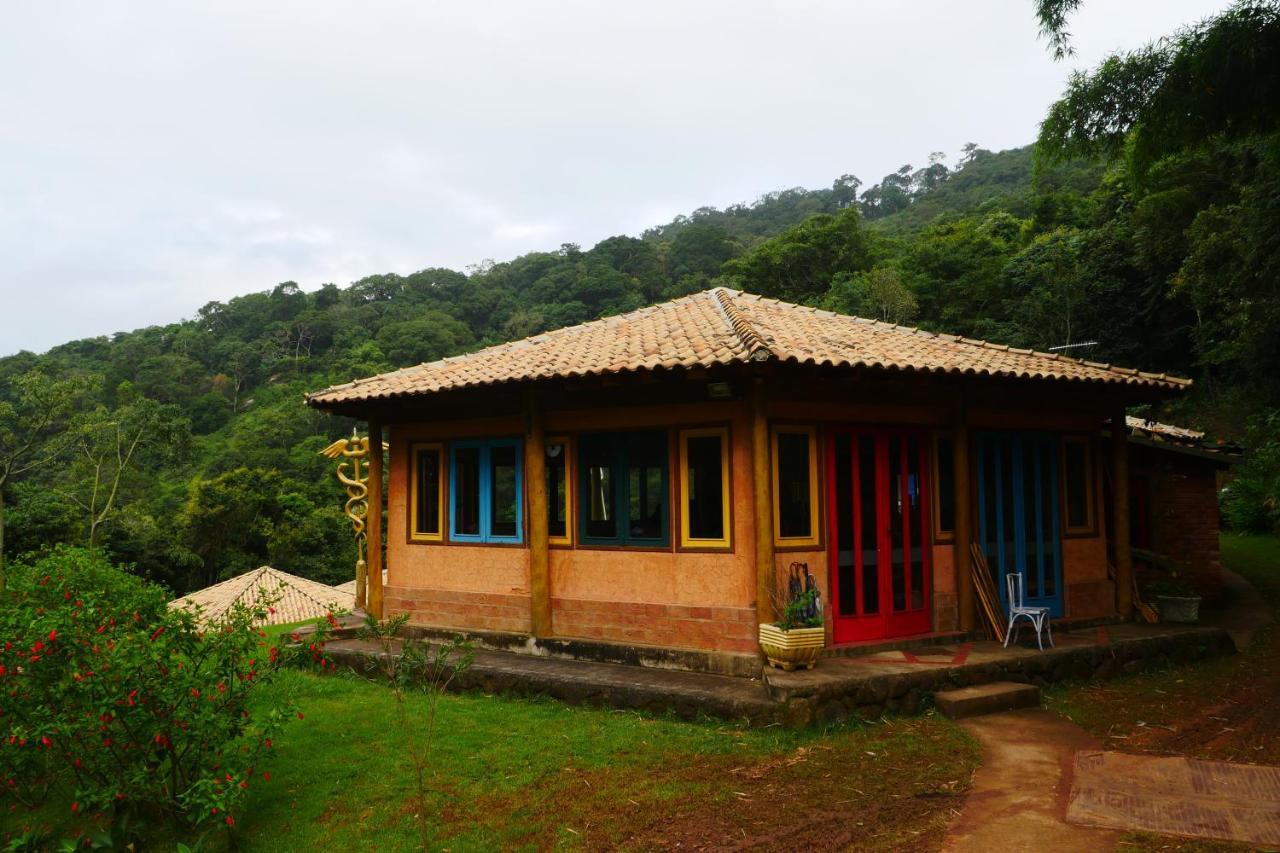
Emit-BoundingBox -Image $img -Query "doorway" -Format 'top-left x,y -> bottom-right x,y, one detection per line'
827,429 -> 933,643
976,432 -> 1064,617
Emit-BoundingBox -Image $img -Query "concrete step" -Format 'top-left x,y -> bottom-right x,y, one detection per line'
935,681 -> 1041,719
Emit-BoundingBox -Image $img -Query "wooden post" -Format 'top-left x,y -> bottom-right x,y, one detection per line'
366,417 -> 384,620
953,406 -> 975,634
751,379 -> 775,627
1111,406 -> 1133,618
525,389 -> 552,637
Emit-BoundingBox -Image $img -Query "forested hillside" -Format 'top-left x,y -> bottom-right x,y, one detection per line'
4,76 -> 1279,595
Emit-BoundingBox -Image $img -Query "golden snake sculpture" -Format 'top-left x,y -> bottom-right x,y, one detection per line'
320,431 -> 387,610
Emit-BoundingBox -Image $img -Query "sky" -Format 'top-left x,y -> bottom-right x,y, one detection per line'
0,0 -> 1231,356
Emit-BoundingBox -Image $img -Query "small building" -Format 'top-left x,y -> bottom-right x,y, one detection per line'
1124,417 -> 1238,603
170,565 -> 354,627
306,288 -> 1202,671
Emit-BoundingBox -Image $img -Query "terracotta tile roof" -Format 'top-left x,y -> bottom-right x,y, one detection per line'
1126,416 -> 1242,458
332,570 -> 386,596
308,288 -> 1190,407
169,566 -> 353,627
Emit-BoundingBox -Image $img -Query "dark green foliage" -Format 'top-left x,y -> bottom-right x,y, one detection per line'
1038,1 -> 1280,182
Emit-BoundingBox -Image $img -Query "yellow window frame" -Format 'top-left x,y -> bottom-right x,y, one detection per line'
1061,434 -> 1096,535
547,435 -> 573,546
771,425 -> 820,548
678,427 -> 732,550
409,442 -> 445,542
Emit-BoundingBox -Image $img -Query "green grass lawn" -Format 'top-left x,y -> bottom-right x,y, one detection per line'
3,667 -> 979,851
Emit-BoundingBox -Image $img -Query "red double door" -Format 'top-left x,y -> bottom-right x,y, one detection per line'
827,428 -> 933,643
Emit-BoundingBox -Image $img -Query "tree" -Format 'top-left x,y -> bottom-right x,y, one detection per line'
823,267 -> 919,325
0,371 -> 92,587
1037,2 -> 1280,181
723,207 -> 876,303
61,389 -> 190,547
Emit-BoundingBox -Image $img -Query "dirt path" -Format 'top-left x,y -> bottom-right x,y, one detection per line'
941,709 -> 1119,853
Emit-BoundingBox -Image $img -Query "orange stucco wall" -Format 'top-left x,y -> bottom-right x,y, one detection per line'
380,390 -> 1123,653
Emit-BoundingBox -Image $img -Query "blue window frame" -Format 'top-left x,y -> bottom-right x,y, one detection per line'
578,431 -> 669,547
449,438 -> 523,543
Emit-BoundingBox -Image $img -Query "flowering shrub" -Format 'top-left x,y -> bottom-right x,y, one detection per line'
0,547 -> 330,834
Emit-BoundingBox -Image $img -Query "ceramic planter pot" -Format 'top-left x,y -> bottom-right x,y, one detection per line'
758,624 -> 825,671
1156,594 -> 1201,623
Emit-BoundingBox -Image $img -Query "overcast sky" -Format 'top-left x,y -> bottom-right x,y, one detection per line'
0,0 -> 1230,356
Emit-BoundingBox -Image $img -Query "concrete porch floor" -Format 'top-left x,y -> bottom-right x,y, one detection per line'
321,620 -> 1236,728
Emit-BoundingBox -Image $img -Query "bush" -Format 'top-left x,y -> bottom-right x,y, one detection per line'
0,547 -> 329,836
1221,410 -> 1280,535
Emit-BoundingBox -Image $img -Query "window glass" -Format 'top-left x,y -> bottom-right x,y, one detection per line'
547,442 -> 567,540
454,447 -> 481,537
1064,438 -> 1091,530
414,446 -> 441,537
490,444 -> 518,538
777,432 -> 812,539
935,435 -> 956,535
685,433 -> 725,541
627,437 -> 665,541
583,438 -> 616,540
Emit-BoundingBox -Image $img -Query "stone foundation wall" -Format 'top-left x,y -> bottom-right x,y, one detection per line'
551,597 -> 758,654
771,627 -> 1235,727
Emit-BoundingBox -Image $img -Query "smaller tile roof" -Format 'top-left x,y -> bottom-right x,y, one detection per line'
332,570 -> 386,596
308,288 -> 1190,408
169,566 -> 353,627
1126,416 -> 1242,459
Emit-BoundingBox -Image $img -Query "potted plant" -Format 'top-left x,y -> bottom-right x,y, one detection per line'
1148,572 -> 1202,623
759,563 -> 825,671
1133,548 -> 1202,623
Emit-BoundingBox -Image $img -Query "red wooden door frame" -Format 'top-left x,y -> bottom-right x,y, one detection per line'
827,428 -> 933,643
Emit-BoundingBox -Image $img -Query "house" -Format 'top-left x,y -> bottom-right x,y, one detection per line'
170,566 -> 354,627
305,288 -> 1200,672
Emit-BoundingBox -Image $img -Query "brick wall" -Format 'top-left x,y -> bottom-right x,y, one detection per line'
551,598 -> 758,654
384,585 -> 533,634
1132,448 -> 1225,601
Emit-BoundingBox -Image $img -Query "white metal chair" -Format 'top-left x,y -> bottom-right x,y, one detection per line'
1004,572 -> 1054,650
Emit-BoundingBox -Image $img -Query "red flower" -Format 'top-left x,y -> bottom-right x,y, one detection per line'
149,626 -> 165,642
40,736 -> 51,748
32,640 -> 44,652
47,629 -> 56,642
70,802 -> 79,813
263,771 -> 271,781
297,712 -> 304,720
225,815 -> 234,826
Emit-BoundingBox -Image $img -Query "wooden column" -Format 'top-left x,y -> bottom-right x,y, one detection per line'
953,408 -> 975,634
1111,406 -> 1133,617
366,417 -> 385,620
524,389 -> 552,637
751,379 -> 775,626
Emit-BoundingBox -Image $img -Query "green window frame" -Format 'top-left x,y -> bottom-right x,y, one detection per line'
578,431 -> 669,547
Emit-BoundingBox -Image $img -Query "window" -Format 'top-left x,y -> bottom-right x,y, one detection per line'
771,426 -> 820,547
449,438 -> 523,543
679,427 -> 731,549
546,436 -> 572,545
933,434 -> 956,540
1062,435 -> 1094,534
410,443 -> 444,541
578,431 -> 668,546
